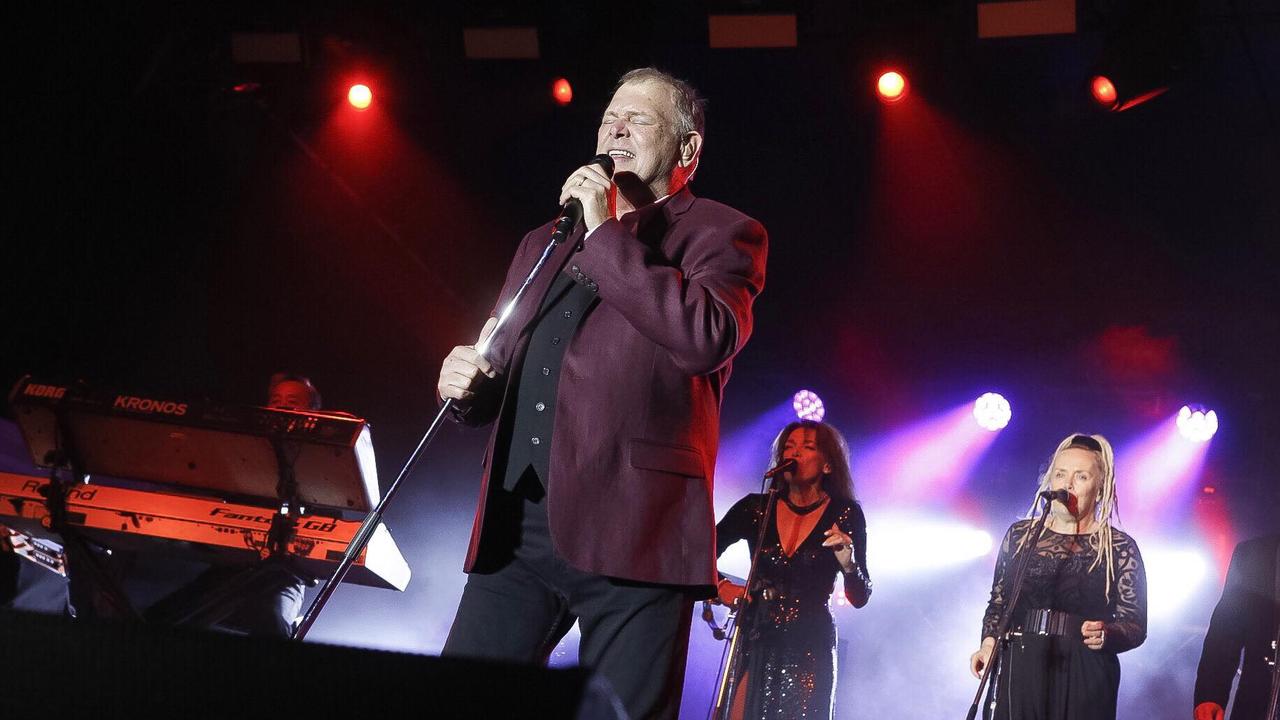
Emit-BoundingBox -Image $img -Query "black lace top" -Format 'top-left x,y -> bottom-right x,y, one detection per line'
980,520 -> 1147,653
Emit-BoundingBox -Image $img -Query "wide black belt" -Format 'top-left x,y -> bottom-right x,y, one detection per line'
1009,608 -> 1085,638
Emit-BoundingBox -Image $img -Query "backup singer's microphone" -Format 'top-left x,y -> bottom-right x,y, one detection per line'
1040,489 -> 1070,504
550,153 -> 616,245
763,458 -> 798,480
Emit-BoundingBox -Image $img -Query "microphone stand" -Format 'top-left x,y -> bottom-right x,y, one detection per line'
709,474 -> 782,720
965,495 -> 1056,720
293,205 -> 586,640
1266,544 -> 1280,720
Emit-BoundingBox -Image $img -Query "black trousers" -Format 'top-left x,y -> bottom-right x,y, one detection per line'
443,473 -> 694,720
990,633 -> 1121,720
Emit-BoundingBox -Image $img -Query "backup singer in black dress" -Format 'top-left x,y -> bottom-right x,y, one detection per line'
714,420 -> 871,720
970,433 -> 1147,720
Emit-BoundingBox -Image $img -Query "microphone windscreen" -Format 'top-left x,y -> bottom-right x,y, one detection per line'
591,153 -> 615,178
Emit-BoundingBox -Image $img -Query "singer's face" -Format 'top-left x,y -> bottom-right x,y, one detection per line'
1048,448 -> 1102,518
597,80 -> 683,195
781,428 -> 830,486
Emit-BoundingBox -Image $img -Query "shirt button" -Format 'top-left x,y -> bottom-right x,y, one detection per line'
541,367 -> 551,376
563,310 -> 573,318
551,337 -> 561,345
531,437 -> 541,445
535,402 -> 546,412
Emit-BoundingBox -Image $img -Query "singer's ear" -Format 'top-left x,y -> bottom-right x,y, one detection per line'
679,131 -> 703,167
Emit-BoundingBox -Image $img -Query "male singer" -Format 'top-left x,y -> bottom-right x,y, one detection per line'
437,67 -> 767,719
1194,533 -> 1280,720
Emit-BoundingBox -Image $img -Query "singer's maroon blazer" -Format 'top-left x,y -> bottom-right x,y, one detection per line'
452,188 -> 767,587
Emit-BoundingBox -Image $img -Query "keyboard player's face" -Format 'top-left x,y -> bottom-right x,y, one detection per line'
268,380 -> 314,411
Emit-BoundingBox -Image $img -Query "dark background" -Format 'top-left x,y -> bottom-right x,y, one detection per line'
3,2 -> 1277,717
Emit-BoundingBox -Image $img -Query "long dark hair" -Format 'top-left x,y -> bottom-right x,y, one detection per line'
768,420 -> 856,503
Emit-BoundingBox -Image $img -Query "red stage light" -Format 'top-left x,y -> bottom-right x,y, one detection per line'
1090,76 -> 1118,108
347,84 -> 372,110
876,71 -> 908,104
552,77 -> 573,106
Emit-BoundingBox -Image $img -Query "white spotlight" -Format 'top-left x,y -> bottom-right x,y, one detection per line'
793,390 -> 826,422
1176,405 -> 1218,442
972,392 -> 1012,431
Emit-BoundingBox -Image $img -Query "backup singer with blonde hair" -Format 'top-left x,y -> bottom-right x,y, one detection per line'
969,433 -> 1147,720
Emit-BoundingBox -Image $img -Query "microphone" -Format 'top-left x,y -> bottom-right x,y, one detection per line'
550,154 -> 616,245
763,458 -> 798,480
1040,489 -> 1070,504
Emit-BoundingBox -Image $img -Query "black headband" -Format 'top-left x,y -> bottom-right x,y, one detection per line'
1067,434 -> 1102,452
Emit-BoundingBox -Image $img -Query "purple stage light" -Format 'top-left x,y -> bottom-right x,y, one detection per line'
971,392 -> 1012,431
1116,414 -> 1214,533
793,390 -> 825,422
1176,405 -> 1218,442
855,404 -> 1001,503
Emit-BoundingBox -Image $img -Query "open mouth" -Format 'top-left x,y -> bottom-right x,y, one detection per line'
608,149 -> 636,160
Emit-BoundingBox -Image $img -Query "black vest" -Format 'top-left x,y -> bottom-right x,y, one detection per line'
499,272 -> 598,490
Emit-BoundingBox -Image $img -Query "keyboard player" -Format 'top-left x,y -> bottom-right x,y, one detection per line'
6,372 -> 333,637
139,372 -> 326,636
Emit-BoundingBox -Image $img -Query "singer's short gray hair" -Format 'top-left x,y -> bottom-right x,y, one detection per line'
615,67 -> 706,138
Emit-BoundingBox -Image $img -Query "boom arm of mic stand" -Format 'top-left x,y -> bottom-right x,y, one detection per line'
293,227 -> 573,641
964,502 -> 1054,720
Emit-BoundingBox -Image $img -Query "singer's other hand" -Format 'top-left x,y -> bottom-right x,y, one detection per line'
1081,619 -> 1106,650
821,523 -> 855,571
1193,702 -> 1225,720
438,317 -> 498,403
969,637 -> 996,679
558,162 -> 613,232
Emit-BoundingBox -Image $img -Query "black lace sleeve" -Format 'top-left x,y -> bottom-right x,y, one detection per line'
839,502 -> 872,608
981,521 -> 1027,641
715,494 -> 762,559
1104,530 -> 1147,653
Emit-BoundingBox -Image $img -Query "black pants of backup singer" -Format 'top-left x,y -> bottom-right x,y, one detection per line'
988,633 -> 1121,720
443,472 -> 695,720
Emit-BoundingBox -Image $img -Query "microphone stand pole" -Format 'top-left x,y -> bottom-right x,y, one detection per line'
709,476 -> 781,720
293,207 -> 585,640
1266,545 -> 1280,720
965,496 -> 1055,720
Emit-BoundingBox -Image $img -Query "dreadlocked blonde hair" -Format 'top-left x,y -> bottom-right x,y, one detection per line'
1021,433 -> 1121,601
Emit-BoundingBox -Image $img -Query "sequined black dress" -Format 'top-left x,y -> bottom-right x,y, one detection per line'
715,494 -> 872,720
980,521 -> 1147,720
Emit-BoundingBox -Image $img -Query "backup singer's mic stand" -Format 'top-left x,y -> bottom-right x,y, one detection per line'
708,466 -> 789,720
1266,544 -> 1280,720
965,493 -> 1056,720
293,160 -> 610,639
